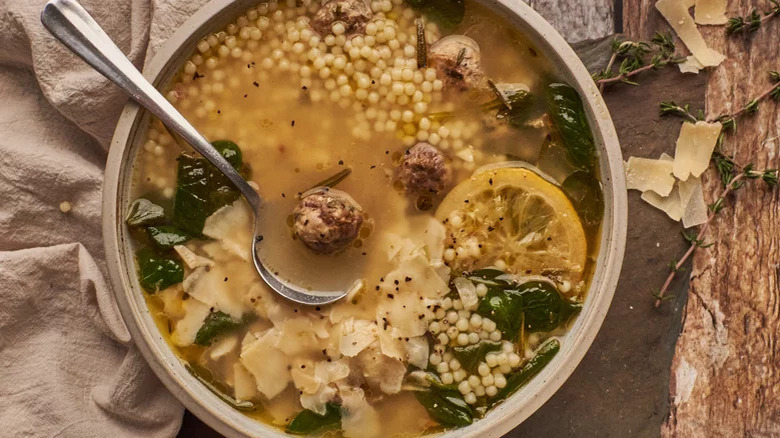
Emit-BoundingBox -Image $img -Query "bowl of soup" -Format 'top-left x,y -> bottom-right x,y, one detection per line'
103,0 -> 626,436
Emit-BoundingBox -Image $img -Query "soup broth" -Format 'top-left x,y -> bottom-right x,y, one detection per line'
128,0 -> 603,436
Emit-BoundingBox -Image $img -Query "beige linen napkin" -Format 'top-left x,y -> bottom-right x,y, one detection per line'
0,0 -> 207,436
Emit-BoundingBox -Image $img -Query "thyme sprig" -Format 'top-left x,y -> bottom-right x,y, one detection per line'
593,32 -> 685,90
659,71 -> 780,132
652,157 -> 777,306
726,1 -> 780,35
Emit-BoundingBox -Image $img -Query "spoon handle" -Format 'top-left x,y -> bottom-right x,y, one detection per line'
41,0 -> 262,210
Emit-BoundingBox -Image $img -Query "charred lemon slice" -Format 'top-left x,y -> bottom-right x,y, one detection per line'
435,166 -> 587,283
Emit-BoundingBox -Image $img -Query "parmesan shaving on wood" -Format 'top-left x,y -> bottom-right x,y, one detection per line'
625,156 -> 676,196
694,0 -> 728,25
678,55 -> 704,74
672,121 -> 722,181
678,177 -> 709,227
656,0 -> 725,67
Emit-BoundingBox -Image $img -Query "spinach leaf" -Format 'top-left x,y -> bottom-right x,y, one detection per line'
562,170 -> 604,230
146,225 -> 190,250
185,363 -> 255,411
172,140 -> 244,235
518,281 -> 582,332
286,403 -> 341,435
405,0 -> 465,30
415,387 -> 473,427
211,140 -> 243,169
476,281 -> 581,340
194,311 -> 254,346
467,268 -> 509,287
547,83 -> 596,170
136,247 -> 183,293
489,338 -> 560,406
452,341 -> 502,374
408,370 -> 460,392
476,286 -> 524,340
126,198 -> 165,227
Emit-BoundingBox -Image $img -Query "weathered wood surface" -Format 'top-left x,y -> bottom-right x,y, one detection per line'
527,0 -> 614,42
626,1 -> 780,437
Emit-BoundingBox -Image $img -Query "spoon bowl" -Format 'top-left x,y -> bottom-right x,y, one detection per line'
41,0 -> 348,305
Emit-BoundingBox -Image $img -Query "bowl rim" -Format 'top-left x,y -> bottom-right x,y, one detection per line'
102,1 -> 627,437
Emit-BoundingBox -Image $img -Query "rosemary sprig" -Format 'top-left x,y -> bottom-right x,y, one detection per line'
303,168 -> 352,195
726,1 -> 780,35
593,32 -> 685,90
416,18 -> 427,69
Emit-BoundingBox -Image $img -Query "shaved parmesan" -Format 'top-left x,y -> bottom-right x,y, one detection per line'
625,157 -> 675,196
300,385 -> 337,415
378,327 -> 406,359
340,387 -> 381,438
203,200 -> 252,260
405,336 -> 429,370
673,121 -> 722,181
453,277 -> 479,310
233,362 -> 258,402
315,359 -> 351,383
656,0 -> 725,67
174,245 -> 214,269
260,387 -> 301,426
639,152 -> 684,220
357,346 -> 407,394
678,55 -> 704,74
679,177 -> 709,227
694,0 -> 727,24
340,318 -> 378,357
171,297 -> 210,347
183,265 -> 251,320
291,358 -> 320,394
208,335 -> 238,360
641,185 -> 683,221
241,328 -> 291,399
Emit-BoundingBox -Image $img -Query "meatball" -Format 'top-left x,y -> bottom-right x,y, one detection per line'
293,189 -> 364,254
428,35 -> 485,91
398,142 -> 452,196
311,0 -> 372,36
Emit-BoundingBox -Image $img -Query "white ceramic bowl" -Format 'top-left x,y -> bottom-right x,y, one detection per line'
103,1 -> 627,436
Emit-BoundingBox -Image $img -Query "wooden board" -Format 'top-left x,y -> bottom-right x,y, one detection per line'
527,0 -> 615,42
623,1 -> 780,437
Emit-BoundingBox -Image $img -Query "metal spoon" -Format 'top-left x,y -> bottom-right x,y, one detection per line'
41,0 -> 348,305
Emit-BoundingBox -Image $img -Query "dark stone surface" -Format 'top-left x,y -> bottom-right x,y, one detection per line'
177,38 -> 707,438
509,41 -> 706,438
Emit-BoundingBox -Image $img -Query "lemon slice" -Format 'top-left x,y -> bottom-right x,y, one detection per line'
435,167 -> 587,283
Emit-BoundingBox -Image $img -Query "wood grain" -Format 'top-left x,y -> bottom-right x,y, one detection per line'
527,0 -> 614,42
620,1 -> 780,436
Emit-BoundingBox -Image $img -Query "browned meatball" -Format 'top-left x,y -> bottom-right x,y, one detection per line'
428,35 -> 485,91
293,189 -> 364,254
310,0 -> 372,36
398,142 -> 452,196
